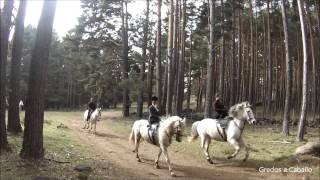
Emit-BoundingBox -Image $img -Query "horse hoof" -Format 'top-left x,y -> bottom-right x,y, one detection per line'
137,159 -> 141,162
170,172 -> 176,177
227,156 -> 233,159
132,150 -> 135,153
155,164 -> 160,169
242,158 -> 248,162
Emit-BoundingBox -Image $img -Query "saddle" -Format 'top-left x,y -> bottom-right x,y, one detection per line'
216,116 -> 233,141
147,124 -> 159,145
217,116 -> 233,128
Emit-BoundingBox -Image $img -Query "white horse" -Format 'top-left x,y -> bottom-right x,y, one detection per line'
188,101 -> 257,164
83,108 -> 102,133
129,116 -> 186,176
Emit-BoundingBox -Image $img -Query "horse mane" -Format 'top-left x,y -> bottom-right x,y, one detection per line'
228,101 -> 250,119
160,116 -> 182,136
161,116 -> 180,126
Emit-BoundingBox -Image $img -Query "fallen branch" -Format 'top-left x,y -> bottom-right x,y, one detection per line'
266,140 -> 292,144
44,158 -> 70,164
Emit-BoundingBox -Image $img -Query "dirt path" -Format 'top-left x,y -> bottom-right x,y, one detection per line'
66,112 -> 304,180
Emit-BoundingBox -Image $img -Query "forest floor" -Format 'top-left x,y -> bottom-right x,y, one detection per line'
1,110 -> 319,180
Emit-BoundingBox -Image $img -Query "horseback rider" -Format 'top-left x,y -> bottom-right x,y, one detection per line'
87,97 -> 97,121
213,93 -> 228,119
149,96 -> 161,127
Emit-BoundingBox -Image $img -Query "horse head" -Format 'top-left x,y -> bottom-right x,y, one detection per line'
168,116 -> 186,142
97,107 -> 102,119
229,102 -> 256,124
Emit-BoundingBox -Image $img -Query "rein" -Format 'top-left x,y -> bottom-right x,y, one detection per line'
216,117 -> 247,141
164,120 -> 183,143
233,118 -> 246,138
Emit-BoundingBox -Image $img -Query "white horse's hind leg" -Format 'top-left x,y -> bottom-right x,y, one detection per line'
134,132 -> 142,162
227,138 -> 241,159
155,148 -> 162,169
204,138 -> 213,164
161,147 -> 175,177
200,135 -> 213,164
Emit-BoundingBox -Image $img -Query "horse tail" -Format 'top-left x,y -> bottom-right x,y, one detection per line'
188,121 -> 199,142
129,125 -> 135,143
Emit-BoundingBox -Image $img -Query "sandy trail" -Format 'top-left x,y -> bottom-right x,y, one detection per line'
66,112 -> 303,180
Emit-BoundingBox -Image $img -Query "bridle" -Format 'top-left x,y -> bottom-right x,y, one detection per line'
97,109 -> 102,119
175,120 -> 183,142
165,119 -> 183,142
232,106 -> 254,137
245,107 -> 255,124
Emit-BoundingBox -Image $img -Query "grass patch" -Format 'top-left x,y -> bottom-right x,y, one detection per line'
2,110 -> 319,179
102,110 -> 320,179
1,111 -> 121,179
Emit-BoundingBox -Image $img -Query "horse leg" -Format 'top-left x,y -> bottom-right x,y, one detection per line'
200,135 -> 212,164
94,121 -> 97,134
86,120 -> 90,129
161,147 -> 175,177
239,137 -> 249,162
83,121 -> 86,129
227,138 -> 241,159
155,148 -> 162,169
134,133 -> 142,162
204,138 -> 213,164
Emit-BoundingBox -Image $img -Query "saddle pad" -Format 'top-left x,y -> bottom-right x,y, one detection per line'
217,118 -> 231,129
148,125 -> 158,145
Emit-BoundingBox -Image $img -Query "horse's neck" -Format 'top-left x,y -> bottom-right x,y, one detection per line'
160,120 -> 175,136
232,118 -> 244,129
91,110 -> 97,116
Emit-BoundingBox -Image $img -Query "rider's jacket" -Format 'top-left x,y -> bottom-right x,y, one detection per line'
149,104 -> 160,124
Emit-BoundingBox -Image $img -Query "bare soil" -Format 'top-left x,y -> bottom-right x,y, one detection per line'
65,112 -> 311,180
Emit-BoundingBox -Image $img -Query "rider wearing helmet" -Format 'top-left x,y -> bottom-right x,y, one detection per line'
149,96 -> 161,126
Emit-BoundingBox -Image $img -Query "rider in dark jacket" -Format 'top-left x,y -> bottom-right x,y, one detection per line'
213,93 -> 228,119
87,97 -> 97,121
149,96 -> 161,125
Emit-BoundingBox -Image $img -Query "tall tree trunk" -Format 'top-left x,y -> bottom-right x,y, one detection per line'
147,46 -> 156,106
186,31 -> 192,110
155,0 -> 162,107
20,0 -> 57,159
204,0 -> 215,118
266,0 -> 272,117
161,62 -> 168,112
229,0 -> 236,106
248,0 -> 254,104
281,0 -> 292,136
306,2 -> 316,122
137,0 -> 150,117
236,0 -> 242,103
0,0 -> 14,151
8,0 -> 28,133
121,1 -> 130,117
218,0 -> 225,99
296,0 -> 309,142
172,0 -> 180,113
315,0 -> 320,118
166,0 -> 174,115
175,0 -> 186,116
